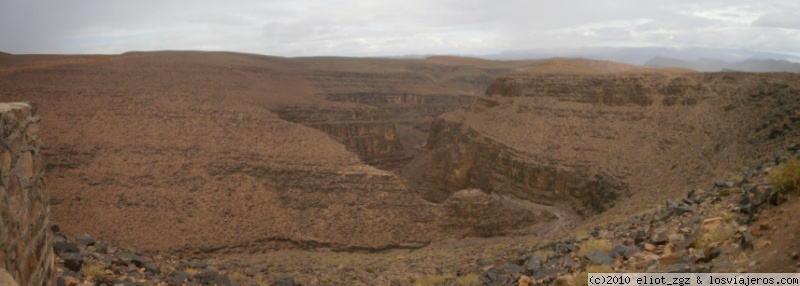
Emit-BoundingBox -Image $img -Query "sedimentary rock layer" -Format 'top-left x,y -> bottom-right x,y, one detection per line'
427,72 -> 800,214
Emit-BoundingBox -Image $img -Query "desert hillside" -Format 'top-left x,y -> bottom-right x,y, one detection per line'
2,52 -> 800,285
0,51 -> 543,252
430,71 -> 800,216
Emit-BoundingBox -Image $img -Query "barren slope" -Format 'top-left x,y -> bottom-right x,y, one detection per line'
0,51 -> 544,252
428,70 -> 800,217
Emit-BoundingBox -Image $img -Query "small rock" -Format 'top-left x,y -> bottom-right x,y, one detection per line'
129,255 -> 152,271
704,247 -> 721,261
142,262 -> 160,274
52,232 -> 68,243
755,239 -> 772,250
673,205 -> 693,215
61,252 -> 83,272
562,257 -> 581,271
663,243 -> 674,255
532,262 -> 560,281
518,275 -> 532,286
214,275 -> 236,286
610,245 -> 637,259
585,252 -> 615,265
97,270 -> 116,285
701,217 -> 724,231
502,263 -> 523,274
524,255 -> 543,273
650,227 -> 670,244
167,271 -> 189,286
555,275 -> 574,285
658,251 -> 686,265
54,242 -> 79,255
76,234 -> 95,247
715,180 -> 736,188
194,269 -> 219,285
274,276 -> 296,286
557,243 -> 577,254
57,276 -> 80,286
791,251 -> 799,260
644,243 -> 656,252
687,253 -> 706,264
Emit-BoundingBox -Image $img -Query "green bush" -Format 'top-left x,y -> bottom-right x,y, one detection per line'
718,188 -> 731,197
770,158 -> 800,193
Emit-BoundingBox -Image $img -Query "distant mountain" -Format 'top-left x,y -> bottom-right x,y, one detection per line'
644,57 -> 800,72
480,47 -> 800,68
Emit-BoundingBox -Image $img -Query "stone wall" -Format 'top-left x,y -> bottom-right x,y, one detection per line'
0,102 -> 53,286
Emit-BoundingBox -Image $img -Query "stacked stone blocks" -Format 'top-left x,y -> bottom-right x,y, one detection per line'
0,102 -> 53,286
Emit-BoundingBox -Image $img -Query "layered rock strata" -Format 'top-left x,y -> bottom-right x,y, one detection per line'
428,72 -> 800,214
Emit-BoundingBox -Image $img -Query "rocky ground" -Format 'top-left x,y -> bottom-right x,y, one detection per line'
4,52 -> 799,285
0,52 -> 541,252
52,148 -> 800,285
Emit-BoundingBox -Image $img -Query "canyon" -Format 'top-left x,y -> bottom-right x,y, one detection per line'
1,52 -> 799,257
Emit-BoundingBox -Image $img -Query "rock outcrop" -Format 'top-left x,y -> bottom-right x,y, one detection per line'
0,102 -> 54,286
426,71 -> 800,214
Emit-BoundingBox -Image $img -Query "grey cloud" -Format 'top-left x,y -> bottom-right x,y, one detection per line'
753,11 -> 800,29
0,0 -> 797,57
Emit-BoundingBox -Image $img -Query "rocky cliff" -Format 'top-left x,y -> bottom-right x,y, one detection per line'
428,71 -> 800,215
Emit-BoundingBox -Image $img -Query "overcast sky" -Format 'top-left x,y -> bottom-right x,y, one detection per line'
1,0 -> 799,58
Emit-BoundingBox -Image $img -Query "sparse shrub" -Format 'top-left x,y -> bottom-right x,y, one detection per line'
159,264 -> 175,276
415,274 -> 455,286
80,262 -> 105,281
694,223 -> 736,249
184,267 -> 199,277
721,211 -> 735,224
770,158 -> 800,193
719,188 -> 731,197
578,239 -> 612,256
228,271 -> 248,284
457,273 -> 480,286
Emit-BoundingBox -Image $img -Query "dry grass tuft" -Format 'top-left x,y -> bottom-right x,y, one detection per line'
694,223 -> 736,249
415,274 -> 455,286
579,239 -> 612,256
770,158 -> 800,193
456,273 -> 480,286
80,262 -> 105,280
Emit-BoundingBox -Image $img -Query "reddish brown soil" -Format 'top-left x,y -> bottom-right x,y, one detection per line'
0,51 -> 543,252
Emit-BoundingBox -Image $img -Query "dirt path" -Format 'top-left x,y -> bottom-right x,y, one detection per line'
490,193 -> 582,238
